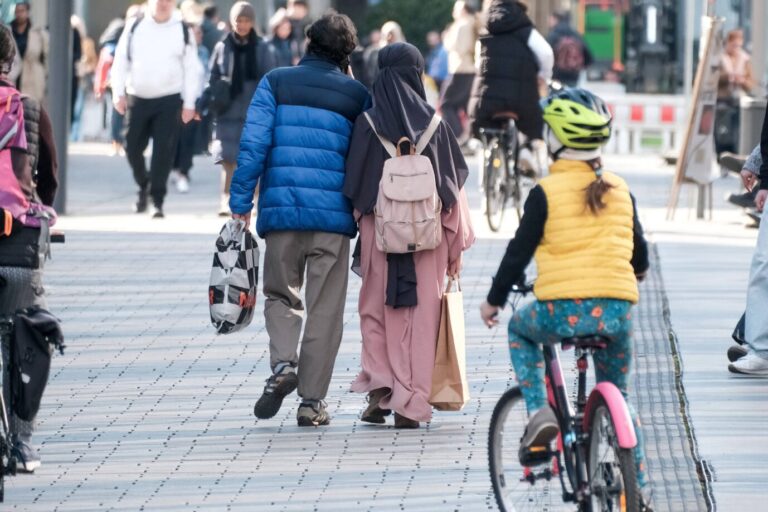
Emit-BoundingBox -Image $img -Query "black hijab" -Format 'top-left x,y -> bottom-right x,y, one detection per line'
344,42 -> 469,216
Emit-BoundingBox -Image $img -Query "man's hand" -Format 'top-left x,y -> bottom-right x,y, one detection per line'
448,254 -> 462,278
181,108 -> 196,124
232,212 -> 252,230
480,301 -> 500,328
113,95 -> 127,115
756,189 -> 768,212
741,170 -> 757,191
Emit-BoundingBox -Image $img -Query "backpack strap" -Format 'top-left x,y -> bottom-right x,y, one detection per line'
363,112 -> 397,158
128,15 -> 189,63
415,114 -> 442,155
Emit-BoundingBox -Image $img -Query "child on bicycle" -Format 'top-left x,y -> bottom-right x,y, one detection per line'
479,88 -> 652,507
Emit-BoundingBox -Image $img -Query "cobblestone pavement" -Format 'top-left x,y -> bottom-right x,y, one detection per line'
3,146 -> 709,510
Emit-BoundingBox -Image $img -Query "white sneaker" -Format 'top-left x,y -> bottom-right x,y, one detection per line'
728,352 -> 768,376
176,175 -> 189,194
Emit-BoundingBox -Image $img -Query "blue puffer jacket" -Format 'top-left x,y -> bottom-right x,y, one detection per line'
230,55 -> 371,238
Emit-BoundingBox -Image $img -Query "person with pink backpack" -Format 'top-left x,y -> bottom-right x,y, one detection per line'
344,43 -> 475,428
0,24 -> 58,473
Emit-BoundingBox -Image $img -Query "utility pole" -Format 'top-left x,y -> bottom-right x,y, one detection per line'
48,0 -> 73,214
752,0 -> 766,94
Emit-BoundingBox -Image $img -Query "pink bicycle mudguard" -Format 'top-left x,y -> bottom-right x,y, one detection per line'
583,382 -> 637,449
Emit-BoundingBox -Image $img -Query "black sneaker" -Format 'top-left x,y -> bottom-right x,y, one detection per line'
727,191 -> 756,209
297,400 -> 330,427
727,344 -> 749,362
150,204 -> 164,219
719,152 -> 748,173
253,369 -> 298,419
134,187 -> 149,213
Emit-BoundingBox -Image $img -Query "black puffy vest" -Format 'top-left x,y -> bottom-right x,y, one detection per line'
468,1 -> 542,138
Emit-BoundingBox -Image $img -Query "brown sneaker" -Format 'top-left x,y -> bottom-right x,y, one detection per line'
394,413 -> 419,429
361,388 -> 391,424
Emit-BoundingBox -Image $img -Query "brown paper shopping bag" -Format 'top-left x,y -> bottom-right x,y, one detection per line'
429,277 -> 470,411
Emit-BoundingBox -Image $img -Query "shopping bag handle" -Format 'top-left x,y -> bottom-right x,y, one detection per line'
445,276 -> 461,294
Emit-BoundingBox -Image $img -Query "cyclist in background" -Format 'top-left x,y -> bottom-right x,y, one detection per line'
479,88 -> 653,510
468,0 -> 553,145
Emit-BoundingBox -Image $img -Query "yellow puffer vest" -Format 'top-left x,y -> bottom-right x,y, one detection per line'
534,160 -> 639,304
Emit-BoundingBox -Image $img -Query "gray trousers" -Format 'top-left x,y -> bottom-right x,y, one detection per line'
263,231 -> 349,401
0,266 -> 47,441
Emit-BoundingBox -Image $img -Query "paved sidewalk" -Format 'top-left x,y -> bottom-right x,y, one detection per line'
3,144 -> 745,510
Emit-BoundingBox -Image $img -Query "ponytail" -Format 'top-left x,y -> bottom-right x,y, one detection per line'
584,160 -> 614,215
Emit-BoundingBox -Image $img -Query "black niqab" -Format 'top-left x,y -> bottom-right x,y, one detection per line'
367,43 -> 435,143
344,42 -> 469,216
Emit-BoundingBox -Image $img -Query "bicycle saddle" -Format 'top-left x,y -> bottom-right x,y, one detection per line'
561,334 -> 609,350
492,111 -> 518,122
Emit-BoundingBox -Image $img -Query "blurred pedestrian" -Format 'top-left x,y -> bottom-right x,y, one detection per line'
201,1 -> 276,215
344,42 -> 475,428
71,34 -> 98,142
172,17 -> 211,194
715,29 -> 755,155
547,10 -> 592,87
111,0 -> 202,218
287,0 -> 311,60
268,8 -> 299,68
425,30 -> 448,91
439,1 -> 477,145
11,1 -> 48,104
731,110 -> 768,376
231,13 -> 370,427
94,6 -> 142,156
364,22 -> 405,89
70,17 -> 85,134
201,3 -> 225,54
0,24 -> 59,473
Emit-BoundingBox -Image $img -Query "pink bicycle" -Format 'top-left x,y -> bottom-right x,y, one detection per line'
489,285 -> 641,511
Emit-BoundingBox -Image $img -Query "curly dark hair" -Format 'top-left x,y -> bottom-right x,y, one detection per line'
0,25 -> 16,75
305,13 -> 358,71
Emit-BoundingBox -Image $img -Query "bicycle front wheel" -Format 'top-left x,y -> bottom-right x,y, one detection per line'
489,387 -> 571,512
587,396 -> 641,512
484,139 -> 508,232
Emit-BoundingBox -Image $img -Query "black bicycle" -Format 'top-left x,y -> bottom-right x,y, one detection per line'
479,112 -> 532,232
489,285 -> 642,512
0,318 -> 18,502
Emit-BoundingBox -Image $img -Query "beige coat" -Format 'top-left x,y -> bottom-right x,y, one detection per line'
17,26 -> 49,104
444,17 -> 476,75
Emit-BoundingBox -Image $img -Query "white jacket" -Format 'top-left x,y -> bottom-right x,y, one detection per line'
111,11 -> 202,109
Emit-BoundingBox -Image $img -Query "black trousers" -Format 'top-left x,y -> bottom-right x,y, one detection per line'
124,94 -> 182,207
174,119 -> 200,177
439,73 -> 475,142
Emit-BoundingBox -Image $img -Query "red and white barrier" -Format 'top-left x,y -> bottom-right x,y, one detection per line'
602,94 -> 687,155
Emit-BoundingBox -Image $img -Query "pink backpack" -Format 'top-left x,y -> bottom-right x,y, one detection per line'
0,86 -> 55,230
0,86 -> 29,223
364,113 -> 443,254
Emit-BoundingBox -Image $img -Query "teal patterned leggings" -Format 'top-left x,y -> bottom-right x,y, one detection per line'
507,298 -> 648,488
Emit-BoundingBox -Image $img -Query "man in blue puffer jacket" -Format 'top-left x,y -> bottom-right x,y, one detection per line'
230,13 -> 370,427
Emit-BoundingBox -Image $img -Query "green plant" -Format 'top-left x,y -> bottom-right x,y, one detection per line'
364,0 -> 454,51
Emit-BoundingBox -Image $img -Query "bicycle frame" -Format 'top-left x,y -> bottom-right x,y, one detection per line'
542,343 -> 592,504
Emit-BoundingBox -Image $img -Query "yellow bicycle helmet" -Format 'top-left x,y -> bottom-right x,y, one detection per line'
540,88 -> 612,155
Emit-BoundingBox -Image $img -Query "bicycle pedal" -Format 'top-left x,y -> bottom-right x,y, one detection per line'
519,445 -> 555,466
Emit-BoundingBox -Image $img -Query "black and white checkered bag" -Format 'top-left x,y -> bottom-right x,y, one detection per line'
209,220 -> 259,334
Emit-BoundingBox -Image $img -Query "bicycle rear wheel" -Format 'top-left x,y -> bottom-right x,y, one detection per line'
484,138 -> 508,232
489,387 -> 571,512
587,396 -> 641,512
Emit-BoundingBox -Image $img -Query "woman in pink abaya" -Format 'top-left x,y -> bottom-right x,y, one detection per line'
343,42 -> 475,428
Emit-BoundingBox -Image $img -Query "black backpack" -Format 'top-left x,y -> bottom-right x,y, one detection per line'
7,307 -> 65,422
